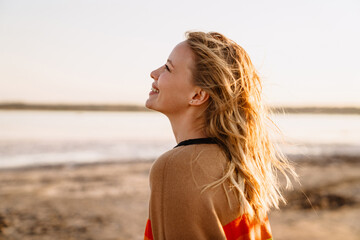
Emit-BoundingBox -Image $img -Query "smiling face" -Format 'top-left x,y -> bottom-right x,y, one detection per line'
145,41 -> 197,116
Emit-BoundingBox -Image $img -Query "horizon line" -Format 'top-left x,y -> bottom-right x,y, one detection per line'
0,102 -> 359,114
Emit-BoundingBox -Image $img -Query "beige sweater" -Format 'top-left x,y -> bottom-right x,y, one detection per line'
145,142 -> 272,240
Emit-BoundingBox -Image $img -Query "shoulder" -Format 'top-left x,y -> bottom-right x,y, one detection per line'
150,144 -> 228,190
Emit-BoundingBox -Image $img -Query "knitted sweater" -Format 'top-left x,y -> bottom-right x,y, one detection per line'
144,139 -> 272,240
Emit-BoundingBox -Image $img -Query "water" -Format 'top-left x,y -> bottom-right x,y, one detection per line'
0,110 -> 359,168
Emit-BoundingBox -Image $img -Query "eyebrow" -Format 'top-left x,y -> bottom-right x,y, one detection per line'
167,59 -> 174,68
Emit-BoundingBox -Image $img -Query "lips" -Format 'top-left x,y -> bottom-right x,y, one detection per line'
151,83 -> 159,93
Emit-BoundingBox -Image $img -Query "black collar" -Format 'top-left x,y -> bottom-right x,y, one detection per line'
174,137 -> 217,148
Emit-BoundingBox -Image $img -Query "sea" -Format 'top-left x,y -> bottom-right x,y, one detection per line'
0,110 -> 359,169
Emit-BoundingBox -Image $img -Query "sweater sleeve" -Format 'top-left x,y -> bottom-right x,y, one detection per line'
149,146 -> 228,240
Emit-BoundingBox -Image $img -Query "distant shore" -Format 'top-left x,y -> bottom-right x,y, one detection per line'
0,102 -> 359,114
0,102 -> 152,112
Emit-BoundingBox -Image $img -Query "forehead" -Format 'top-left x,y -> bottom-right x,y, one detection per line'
168,41 -> 195,69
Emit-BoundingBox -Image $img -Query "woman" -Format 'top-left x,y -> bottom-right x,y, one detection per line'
144,31 -> 296,240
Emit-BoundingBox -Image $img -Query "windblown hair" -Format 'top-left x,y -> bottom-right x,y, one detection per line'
185,31 -> 297,220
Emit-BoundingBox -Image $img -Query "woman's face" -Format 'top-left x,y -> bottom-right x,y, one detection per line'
145,41 -> 196,115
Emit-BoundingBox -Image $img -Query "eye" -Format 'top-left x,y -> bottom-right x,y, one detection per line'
164,64 -> 171,72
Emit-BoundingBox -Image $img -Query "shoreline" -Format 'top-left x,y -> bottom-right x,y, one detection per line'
0,152 -> 358,172
0,158 -> 155,172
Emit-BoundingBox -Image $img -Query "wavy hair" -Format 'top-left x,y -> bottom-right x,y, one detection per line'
186,31 -> 297,220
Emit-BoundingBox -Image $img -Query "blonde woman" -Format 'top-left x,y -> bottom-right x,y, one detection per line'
144,31 -> 296,240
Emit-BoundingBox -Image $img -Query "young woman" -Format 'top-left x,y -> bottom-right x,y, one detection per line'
144,31 -> 296,240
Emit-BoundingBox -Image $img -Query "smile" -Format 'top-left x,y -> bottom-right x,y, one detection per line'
151,87 -> 159,93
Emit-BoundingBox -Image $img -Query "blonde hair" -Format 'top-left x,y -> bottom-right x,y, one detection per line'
186,31 -> 297,220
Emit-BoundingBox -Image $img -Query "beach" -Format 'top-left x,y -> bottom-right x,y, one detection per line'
0,155 -> 359,240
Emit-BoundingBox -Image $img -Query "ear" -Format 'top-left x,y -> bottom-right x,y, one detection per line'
189,88 -> 209,106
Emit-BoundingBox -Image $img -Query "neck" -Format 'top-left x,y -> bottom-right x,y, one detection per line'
166,111 -> 207,144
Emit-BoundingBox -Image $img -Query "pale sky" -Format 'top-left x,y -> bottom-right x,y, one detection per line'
0,0 -> 359,107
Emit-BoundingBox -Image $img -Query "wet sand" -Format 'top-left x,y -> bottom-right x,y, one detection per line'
0,156 -> 359,240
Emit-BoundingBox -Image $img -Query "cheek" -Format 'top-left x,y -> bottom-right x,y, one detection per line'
159,82 -> 187,105
157,74 -> 194,105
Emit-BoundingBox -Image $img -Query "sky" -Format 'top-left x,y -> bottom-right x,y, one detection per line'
0,0 -> 359,107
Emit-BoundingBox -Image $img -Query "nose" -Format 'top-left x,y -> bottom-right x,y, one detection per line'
150,67 -> 160,80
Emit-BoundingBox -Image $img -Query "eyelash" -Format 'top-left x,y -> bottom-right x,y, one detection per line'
164,64 -> 170,72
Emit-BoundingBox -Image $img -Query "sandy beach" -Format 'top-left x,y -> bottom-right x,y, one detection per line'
0,155 -> 359,240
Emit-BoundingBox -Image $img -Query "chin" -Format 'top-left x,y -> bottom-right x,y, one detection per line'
146,100 -> 165,114
145,99 -> 155,110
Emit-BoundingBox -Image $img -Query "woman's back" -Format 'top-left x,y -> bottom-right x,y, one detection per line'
145,140 -> 272,240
